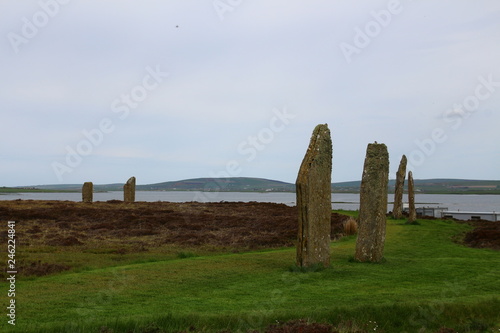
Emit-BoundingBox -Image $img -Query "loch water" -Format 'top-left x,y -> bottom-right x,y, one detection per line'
1,191 -> 499,212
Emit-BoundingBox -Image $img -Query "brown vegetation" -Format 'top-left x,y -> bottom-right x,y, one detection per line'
1,199 -> 496,279
462,220 -> 500,250
0,200 -> 350,252
264,319 -> 334,333
17,260 -> 71,277
258,319 -> 457,333
343,217 -> 358,235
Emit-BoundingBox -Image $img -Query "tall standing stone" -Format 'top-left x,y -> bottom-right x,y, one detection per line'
124,177 -> 136,203
355,142 -> 389,263
407,171 -> 417,223
296,124 -> 333,268
393,155 -> 407,219
82,182 -> 93,203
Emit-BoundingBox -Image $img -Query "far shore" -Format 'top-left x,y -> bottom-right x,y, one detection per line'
2,188 -> 500,195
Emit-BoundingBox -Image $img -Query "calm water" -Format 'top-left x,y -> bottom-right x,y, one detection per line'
0,191 -> 499,212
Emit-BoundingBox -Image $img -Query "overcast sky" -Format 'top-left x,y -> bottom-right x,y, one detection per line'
1,0 -> 499,187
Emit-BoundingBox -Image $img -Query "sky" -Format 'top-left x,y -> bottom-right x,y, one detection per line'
1,0 -> 499,187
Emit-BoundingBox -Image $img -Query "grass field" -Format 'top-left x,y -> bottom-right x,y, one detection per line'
2,210 -> 499,332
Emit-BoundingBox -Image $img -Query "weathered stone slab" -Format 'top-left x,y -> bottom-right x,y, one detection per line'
82,182 -> 93,203
408,171 -> 417,223
393,155 -> 407,219
355,142 -> 389,263
124,176 -> 136,203
296,124 -> 332,268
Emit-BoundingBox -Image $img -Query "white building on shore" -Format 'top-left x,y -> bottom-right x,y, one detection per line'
441,211 -> 500,222
402,205 -> 499,221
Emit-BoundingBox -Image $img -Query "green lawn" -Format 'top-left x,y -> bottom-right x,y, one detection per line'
4,217 -> 500,332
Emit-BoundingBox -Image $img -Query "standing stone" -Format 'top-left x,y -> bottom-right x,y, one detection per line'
355,142 -> 389,263
407,171 -> 417,223
124,177 -> 136,203
393,155 -> 407,219
296,124 -> 332,268
82,182 -> 93,203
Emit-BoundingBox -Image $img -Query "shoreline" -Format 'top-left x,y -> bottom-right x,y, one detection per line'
2,188 -> 500,195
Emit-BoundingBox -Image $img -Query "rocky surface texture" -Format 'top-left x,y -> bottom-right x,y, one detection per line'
296,124 -> 333,268
355,143 -> 389,263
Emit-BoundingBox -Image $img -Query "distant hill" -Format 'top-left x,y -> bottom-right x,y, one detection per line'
398,179 -> 500,194
334,179 -> 500,194
20,178 -> 295,192
7,178 -> 500,194
138,177 -> 295,192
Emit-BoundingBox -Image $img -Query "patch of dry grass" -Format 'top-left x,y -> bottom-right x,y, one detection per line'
0,200 -> 350,277
343,217 -> 358,236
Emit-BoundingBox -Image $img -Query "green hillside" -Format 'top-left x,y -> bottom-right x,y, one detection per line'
407,179 -> 500,194
138,177 -> 295,192
336,179 -> 500,194
6,177 -> 500,194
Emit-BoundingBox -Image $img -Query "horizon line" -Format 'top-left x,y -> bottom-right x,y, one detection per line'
9,176 -> 500,188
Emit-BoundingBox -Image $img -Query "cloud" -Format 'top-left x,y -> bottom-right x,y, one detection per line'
0,1 -> 499,186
